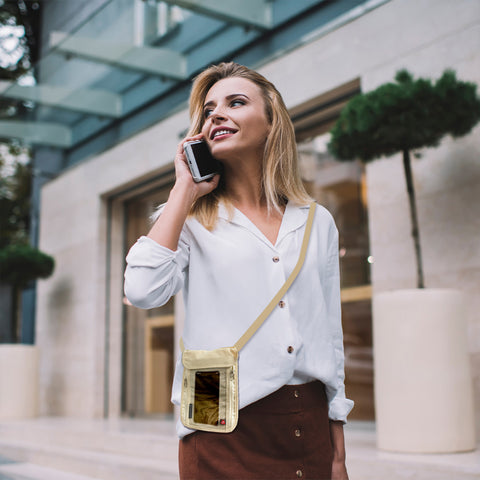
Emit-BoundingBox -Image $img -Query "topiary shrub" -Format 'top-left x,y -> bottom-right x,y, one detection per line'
328,69 -> 480,288
0,243 -> 54,343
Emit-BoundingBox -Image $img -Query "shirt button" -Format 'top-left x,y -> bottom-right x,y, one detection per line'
272,256 -> 280,263
295,428 -> 301,437
296,470 -> 303,478
287,346 -> 294,354
279,300 -> 286,308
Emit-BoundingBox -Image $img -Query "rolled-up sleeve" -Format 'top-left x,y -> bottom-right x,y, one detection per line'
124,235 -> 189,309
323,223 -> 354,423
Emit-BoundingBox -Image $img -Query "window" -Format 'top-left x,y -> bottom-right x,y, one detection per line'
293,80 -> 374,419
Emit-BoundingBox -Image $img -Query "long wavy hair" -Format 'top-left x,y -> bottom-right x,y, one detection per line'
187,62 -> 310,229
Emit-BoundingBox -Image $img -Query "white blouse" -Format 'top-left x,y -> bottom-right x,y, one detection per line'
124,201 -> 354,438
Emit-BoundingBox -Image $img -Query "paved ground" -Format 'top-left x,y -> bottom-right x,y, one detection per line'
344,422 -> 479,480
0,418 -> 478,479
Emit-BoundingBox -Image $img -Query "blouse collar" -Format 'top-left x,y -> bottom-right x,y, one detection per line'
217,200 -> 311,249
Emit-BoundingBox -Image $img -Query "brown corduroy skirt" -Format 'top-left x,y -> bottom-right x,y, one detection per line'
179,381 -> 333,480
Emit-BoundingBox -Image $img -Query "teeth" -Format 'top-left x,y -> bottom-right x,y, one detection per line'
213,129 -> 233,138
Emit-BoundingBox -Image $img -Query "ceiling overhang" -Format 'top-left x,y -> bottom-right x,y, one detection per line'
50,32 -> 188,79
0,0 -> 379,156
0,81 -> 122,117
160,0 -> 273,29
0,120 -> 71,148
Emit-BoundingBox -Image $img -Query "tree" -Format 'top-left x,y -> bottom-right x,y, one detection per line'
328,69 -> 480,288
0,1 -> 48,343
0,244 -> 54,342
0,0 -> 40,248
0,0 -> 40,79
0,144 -> 32,248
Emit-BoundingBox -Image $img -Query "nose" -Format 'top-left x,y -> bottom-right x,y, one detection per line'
209,106 -> 227,122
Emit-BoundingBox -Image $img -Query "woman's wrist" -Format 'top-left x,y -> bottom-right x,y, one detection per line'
329,420 -> 347,462
171,181 -> 196,203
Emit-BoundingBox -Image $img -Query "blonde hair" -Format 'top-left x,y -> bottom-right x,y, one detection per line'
188,62 -> 311,229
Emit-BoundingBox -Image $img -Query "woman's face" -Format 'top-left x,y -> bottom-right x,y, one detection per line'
201,77 -> 271,164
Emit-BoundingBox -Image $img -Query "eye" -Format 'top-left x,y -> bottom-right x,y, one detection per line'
203,108 -> 213,119
231,99 -> 245,107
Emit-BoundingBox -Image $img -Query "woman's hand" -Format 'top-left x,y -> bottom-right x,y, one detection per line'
173,133 -> 220,203
146,134 -> 219,250
331,458 -> 349,480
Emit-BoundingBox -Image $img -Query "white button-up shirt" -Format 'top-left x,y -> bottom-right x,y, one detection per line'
124,201 -> 354,438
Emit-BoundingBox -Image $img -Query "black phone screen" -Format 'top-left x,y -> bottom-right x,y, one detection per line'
194,370 -> 220,426
190,141 -> 217,176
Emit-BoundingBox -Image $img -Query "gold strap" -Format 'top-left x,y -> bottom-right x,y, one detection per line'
180,202 -> 317,353
234,202 -> 316,351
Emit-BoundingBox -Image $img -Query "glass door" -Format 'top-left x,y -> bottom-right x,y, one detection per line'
298,133 -> 374,420
123,187 -> 174,417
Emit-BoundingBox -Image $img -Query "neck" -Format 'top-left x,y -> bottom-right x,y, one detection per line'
222,155 -> 265,210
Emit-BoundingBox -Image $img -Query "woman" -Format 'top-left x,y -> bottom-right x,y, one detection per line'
124,62 -> 353,480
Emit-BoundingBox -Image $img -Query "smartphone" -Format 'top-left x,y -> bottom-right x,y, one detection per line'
183,140 -> 219,182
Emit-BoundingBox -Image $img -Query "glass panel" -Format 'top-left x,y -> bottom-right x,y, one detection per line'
124,184 -> 174,417
298,133 -> 370,289
298,131 -> 374,420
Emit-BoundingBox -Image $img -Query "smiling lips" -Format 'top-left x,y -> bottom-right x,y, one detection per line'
211,127 -> 237,140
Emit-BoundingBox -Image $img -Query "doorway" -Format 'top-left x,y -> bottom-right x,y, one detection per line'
297,132 -> 374,420
123,186 -> 175,417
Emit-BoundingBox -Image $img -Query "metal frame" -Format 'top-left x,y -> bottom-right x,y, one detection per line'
160,0 -> 273,29
0,81 -> 122,118
0,120 -> 71,148
50,33 -> 188,80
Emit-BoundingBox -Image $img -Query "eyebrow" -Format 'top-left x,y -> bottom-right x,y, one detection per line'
203,93 -> 250,109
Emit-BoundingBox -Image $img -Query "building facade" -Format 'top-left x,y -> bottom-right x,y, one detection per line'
3,0 -> 478,436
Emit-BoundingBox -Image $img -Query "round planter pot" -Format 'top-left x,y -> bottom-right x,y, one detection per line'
373,288 -> 475,453
0,344 -> 39,419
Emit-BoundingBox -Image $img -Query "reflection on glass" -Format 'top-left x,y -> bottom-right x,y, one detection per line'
297,130 -> 374,420
298,132 -> 370,289
194,371 -> 220,426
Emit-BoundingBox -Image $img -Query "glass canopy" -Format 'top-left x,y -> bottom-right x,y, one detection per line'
0,0 -> 370,166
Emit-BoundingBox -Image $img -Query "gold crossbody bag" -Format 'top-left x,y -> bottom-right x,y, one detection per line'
180,202 -> 316,433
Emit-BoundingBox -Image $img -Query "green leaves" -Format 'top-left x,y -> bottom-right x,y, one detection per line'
0,149 -> 31,249
328,69 -> 480,162
0,243 -> 54,287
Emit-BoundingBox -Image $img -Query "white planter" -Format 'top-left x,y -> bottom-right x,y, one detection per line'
0,344 -> 39,419
373,289 -> 475,453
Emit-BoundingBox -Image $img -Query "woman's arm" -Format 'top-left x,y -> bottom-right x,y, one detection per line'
329,420 -> 349,480
124,134 -> 219,308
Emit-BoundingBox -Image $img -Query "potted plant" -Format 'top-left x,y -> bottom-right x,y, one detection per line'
328,69 -> 480,453
0,243 -> 54,419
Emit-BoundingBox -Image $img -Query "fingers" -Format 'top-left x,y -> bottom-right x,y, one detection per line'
172,133 -> 219,201
174,133 -> 203,173
176,133 -> 204,158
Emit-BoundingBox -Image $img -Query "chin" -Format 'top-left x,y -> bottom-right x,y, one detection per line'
210,144 -> 234,161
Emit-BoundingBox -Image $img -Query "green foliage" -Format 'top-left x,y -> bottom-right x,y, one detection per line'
328,69 -> 480,161
0,243 -> 54,287
0,150 -> 31,249
0,0 -> 40,78
0,1 -> 37,248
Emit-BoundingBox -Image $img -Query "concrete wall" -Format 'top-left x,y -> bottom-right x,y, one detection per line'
37,0 -> 480,434
36,108 -> 189,416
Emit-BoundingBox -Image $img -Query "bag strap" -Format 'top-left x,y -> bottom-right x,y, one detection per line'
233,202 -> 316,351
180,202 -> 317,353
